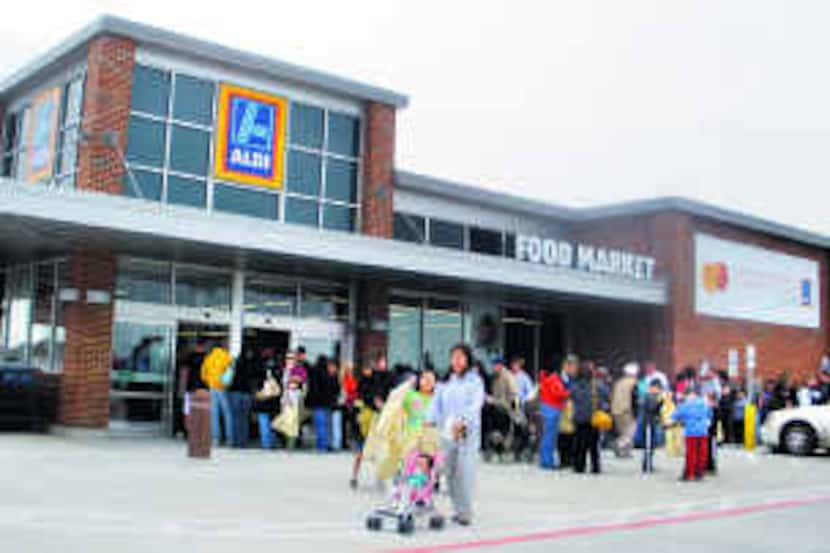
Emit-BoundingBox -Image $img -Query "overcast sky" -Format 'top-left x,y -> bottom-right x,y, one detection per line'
2,1 -> 829,235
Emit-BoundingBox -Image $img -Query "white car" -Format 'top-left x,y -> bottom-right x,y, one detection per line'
762,405 -> 830,455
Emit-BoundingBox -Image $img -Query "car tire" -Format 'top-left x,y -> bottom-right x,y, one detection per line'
782,423 -> 816,456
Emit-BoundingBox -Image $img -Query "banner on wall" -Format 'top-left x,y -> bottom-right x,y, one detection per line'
23,86 -> 61,183
214,83 -> 287,189
694,233 -> 820,329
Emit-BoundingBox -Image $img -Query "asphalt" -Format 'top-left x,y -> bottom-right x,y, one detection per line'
1,433 -> 828,552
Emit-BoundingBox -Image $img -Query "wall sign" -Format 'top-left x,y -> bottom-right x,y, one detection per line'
214,83 -> 287,189
694,233 -> 820,328
515,235 -> 656,281
23,86 -> 61,183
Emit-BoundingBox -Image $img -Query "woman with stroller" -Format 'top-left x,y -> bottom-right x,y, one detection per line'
426,344 -> 485,526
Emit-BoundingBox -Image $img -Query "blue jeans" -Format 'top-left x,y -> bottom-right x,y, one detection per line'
539,403 -> 562,469
257,413 -> 276,449
312,408 -> 331,452
210,390 -> 233,445
331,409 -> 343,451
228,392 -> 251,447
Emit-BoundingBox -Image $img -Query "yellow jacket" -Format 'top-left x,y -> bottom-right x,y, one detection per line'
201,347 -> 233,390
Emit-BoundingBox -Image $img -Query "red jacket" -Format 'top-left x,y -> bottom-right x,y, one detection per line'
539,371 -> 569,409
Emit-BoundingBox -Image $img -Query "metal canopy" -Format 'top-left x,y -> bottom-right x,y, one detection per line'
0,180 -> 667,306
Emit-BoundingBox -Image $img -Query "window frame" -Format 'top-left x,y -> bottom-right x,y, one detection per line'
124,62 -> 363,231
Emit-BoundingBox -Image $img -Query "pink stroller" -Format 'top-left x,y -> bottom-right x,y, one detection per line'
366,448 -> 446,534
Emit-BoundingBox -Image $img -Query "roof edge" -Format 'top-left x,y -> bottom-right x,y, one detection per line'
396,170 -> 830,250
0,14 -> 409,108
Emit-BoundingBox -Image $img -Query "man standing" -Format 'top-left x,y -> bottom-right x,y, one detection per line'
611,362 -> 638,458
510,356 -> 534,407
201,339 -> 235,446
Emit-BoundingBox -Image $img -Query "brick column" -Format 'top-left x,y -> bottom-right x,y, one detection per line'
58,34 -> 134,427
76,34 -> 136,194
60,251 -> 116,427
356,102 -> 397,366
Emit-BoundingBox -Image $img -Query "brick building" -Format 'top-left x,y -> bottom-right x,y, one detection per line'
0,16 -> 826,433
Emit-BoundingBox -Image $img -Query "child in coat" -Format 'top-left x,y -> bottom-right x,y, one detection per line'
671,387 -> 712,481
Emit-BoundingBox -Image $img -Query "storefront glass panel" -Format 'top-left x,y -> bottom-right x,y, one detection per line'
30,263 -> 55,372
423,302 -> 462,374
244,278 -> 296,316
389,302 -> 421,370
174,267 -> 231,310
3,265 -> 32,363
115,259 -> 172,304
301,285 -> 349,321
110,321 -> 173,428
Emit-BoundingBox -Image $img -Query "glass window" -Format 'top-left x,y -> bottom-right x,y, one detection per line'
429,219 -> 465,249
286,150 -> 321,196
64,78 -> 84,126
214,183 -> 278,220
285,196 -> 319,227
394,213 -> 425,243
115,259 -> 172,304
301,285 -> 349,320
325,158 -> 357,203
244,278 -> 296,316
30,263 -> 55,372
174,267 -> 231,310
4,265 -> 33,364
322,204 -> 354,232
56,128 -> 78,176
505,233 -> 516,258
166,175 -> 206,208
327,112 -> 360,157
110,322 -> 172,424
53,261 -> 68,373
126,116 -> 166,168
123,170 -> 163,201
169,125 -> 209,176
389,302 -> 422,371
173,74 -> 214,126
470,227 -> 503,256
290,103 -> 324,149
130,65 -> 170,116
423,302 -> 462,375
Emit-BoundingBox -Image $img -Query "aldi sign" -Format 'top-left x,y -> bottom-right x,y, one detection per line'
214,83 -> 287,189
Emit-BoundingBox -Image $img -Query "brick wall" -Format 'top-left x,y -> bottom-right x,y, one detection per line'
60,251 -> 116,427
357,102 -> 397,365
361,103 -> 396,238
570,211 -> 828,382
671,217 -> 828,384
76,34 -> 135,194
59,34 -> 135,427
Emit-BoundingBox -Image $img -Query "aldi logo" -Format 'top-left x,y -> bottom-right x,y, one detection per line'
214,83 -> 287,189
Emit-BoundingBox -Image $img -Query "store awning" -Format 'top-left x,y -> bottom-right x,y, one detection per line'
0,179 -> 667,305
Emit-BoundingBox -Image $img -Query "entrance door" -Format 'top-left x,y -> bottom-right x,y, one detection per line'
173,323 -> 230,437
110,321 -> 175,435
504,309 -> 542,375
242,328 -> 290,359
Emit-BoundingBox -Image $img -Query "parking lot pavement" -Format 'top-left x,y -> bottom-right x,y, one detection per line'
1,434 -> 828,552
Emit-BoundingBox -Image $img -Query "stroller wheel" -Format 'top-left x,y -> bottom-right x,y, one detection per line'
397,515 -> 415,535
366,516 -> 382,531
429,514 -> 445,530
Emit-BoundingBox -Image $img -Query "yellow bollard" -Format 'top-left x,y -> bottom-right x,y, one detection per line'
744,403 -> 756,451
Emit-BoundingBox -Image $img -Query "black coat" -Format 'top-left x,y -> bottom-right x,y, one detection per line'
358,371 -> 392,411
251,358 -> 281,414
306,367 -> 341,409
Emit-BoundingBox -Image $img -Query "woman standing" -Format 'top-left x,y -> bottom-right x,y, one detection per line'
571,361 -> 601,474
427,344 -> 485,526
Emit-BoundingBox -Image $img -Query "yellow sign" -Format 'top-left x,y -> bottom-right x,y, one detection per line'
23,86 -> 61,183
214,83 -> 287,189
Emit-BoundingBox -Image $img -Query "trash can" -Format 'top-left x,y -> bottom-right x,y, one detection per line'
186,389 -> 211,459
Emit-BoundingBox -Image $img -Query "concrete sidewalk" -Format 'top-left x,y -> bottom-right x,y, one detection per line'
1,434 -> 828,552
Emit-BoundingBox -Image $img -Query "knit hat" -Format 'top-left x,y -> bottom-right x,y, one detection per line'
623,362 -> 639,377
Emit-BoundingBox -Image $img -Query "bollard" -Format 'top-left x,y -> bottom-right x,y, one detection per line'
744,403 -> 756,451
187,389 -> 212,459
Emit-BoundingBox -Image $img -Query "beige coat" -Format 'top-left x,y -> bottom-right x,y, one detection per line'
611,375 -> 637,417
491,370 -> 518,408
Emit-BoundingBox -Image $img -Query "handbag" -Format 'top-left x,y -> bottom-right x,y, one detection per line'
255,370 -> 281,401
559,400 -> 575,434
591,410 -> 613,431
219,360 -> 236,388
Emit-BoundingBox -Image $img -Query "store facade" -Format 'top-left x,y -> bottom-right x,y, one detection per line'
0,16 -> 827,433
